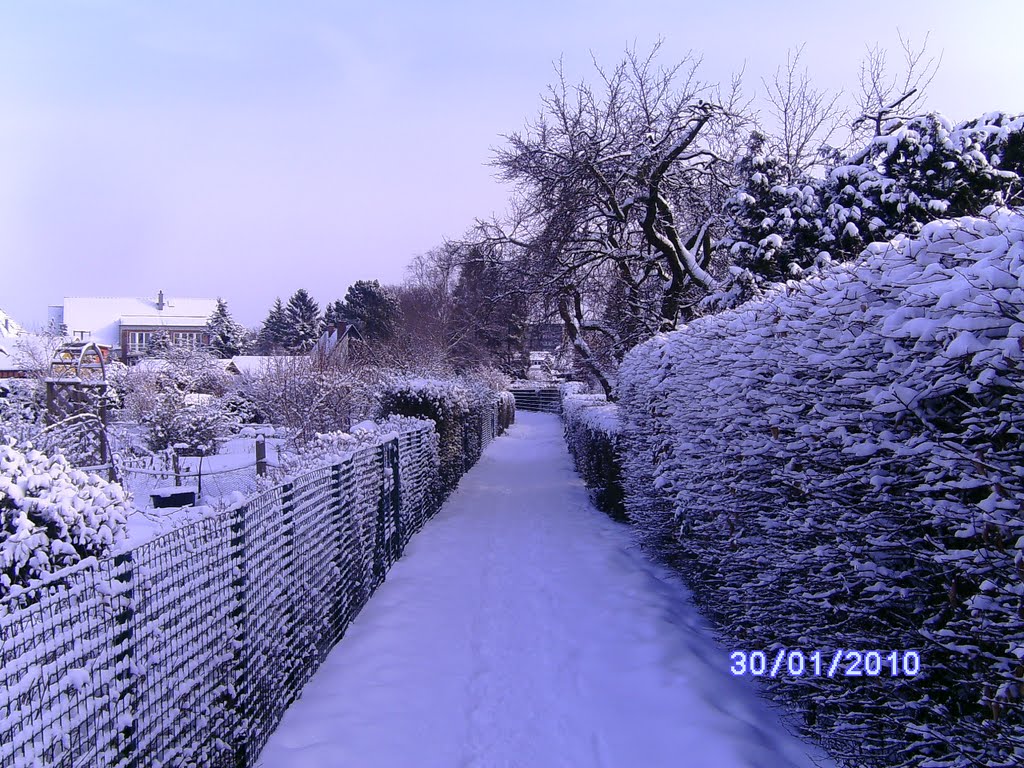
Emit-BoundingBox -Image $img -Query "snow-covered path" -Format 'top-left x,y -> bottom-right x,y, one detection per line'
256,412 -> 827,768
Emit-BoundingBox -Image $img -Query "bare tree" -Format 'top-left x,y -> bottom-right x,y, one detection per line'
853,31 -> 941,139
761,45 -> 847,178
488,43 -> 746,396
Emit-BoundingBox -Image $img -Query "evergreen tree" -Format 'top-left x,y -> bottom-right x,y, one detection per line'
323,299 -> 347,329
258,297 -> 289,353
206,298 -> 248,358
721,132 -> 827,283
284,289 -> 322,352
145,330 -> 174,358
340,280 -> 400,345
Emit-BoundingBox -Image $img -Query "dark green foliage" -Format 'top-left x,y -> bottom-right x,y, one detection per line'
206,297 -> 248,358
258,297 -> 290,352
323,299 -> 347,329
450,251 -> 527,370
722,132 -> 828,282
718,112 -> 1024,298
284,289 -> 323,353
341,280 -> 400,346
377,379 -> 504,501
561,388 -> 626,522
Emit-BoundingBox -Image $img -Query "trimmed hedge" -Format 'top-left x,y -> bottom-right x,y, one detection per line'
617,208 -> 1024,768
377,378 -> 513,500
560,384 -> 626,522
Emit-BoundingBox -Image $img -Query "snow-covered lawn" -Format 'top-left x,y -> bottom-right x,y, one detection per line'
255,411 -> 829,768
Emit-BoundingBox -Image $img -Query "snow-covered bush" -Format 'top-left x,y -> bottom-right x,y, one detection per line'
497,391 -> 516,434
377,376 -> 503,498
0,379 -> 45,445
618,207 -> 1024,768
233,356 -> 356,443
142,395 -> 229,455
824,112 -> 1024,261
561,383 -> 625,521
0,440 -> 129,598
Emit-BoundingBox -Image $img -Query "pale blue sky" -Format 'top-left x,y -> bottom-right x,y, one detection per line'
2,0 -> 1022,327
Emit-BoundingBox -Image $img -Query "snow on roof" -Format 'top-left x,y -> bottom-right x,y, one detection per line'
134,357 -> 239,374
0,333 -> 57,372
62,296 -> 218,346
230,355 -> 303,375
0,307 -> 25,339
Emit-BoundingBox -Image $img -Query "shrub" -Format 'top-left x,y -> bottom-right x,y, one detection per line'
0,440 -> 129,598
377,377 -> 474,498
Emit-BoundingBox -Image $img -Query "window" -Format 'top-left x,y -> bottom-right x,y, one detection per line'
127,331 -> 152,354
173,332 -> 202,347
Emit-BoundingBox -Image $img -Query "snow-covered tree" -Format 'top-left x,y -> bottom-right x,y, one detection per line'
323,298 -> 347,329
258,297 -> 290,352
721,132 -> 829,283
206,297 -> 248,358
490,43 -> 745,396
340,280 -> 400,346
823,111 -> 1024,260
284,289 -> 322,353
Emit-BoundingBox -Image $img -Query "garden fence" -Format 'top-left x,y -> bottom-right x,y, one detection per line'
508,384 -> 561,414
0,409 -> 500,768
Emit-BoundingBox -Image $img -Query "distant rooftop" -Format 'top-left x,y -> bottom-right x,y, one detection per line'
59,294 -> 219,346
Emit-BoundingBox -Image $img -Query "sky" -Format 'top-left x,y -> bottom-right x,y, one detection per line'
1,0 -> 1022,329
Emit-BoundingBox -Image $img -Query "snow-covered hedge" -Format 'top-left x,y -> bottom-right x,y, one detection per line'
497,391 -> 516,434
377,377 -> 504,499
561,383 -> 626,521
0,441 -> 129,598
618,208 -> 1024,768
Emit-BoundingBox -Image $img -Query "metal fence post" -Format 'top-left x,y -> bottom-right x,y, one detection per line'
112,552 -> 138,768
280,482 -> 298,699
331,462 -> 349,642
255,435 -> 267,477
228,502 -> 249,767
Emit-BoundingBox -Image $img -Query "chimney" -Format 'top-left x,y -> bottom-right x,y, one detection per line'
157,290 -> 165,310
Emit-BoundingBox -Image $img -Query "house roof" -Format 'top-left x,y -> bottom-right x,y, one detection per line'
133,357 -> 239,375
230,355 -> 308,375
62,296 -> 218,346
0,307 -> 24,339
0,333 -> 56,373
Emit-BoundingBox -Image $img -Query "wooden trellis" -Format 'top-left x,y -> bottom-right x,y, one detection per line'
44,341 -> 111,468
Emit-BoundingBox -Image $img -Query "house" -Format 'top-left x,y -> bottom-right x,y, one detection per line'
0,307 -> 39,379
230,325 -> 363,377
311,324 -> 363,366
49,291 -> 219,364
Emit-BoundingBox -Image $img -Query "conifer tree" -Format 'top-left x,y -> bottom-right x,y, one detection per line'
284,289 -> 322,353
340,280 -> 400,345
323,299 -> 347,329
206,298 -> 248,358
258,297 -> 289,353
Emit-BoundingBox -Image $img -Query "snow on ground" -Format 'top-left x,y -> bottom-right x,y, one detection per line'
256,411 -> 830,768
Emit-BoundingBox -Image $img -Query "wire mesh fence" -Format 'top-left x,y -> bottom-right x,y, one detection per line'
114,449 -> 262,508
0,409 -> 504,768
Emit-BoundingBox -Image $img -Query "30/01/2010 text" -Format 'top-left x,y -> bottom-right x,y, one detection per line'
729,649 -> 921,678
